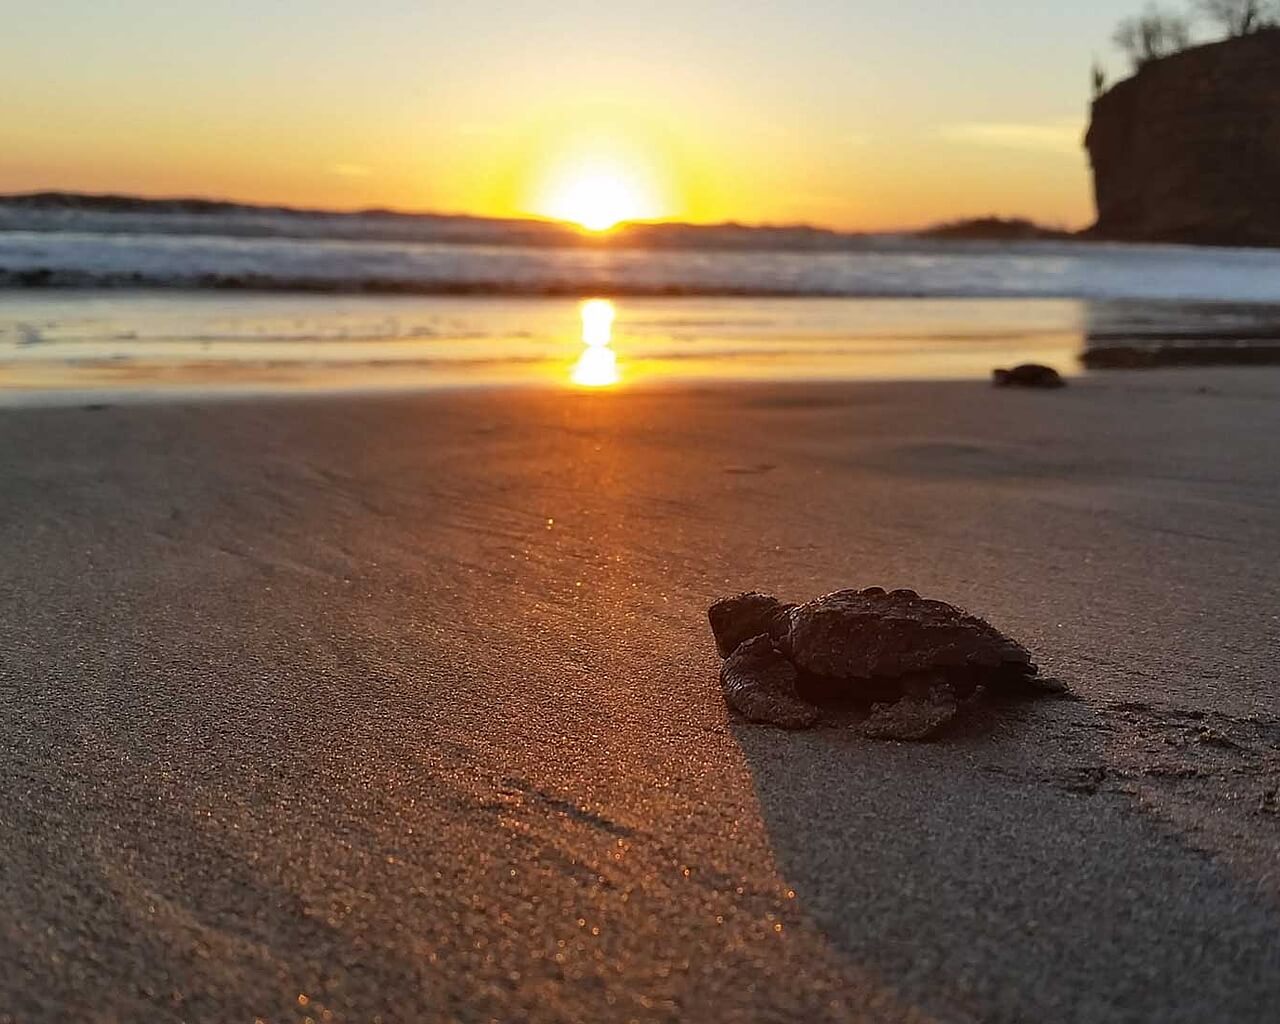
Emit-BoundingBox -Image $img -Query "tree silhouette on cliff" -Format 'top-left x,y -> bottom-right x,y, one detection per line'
1195,0 -> 1277,36
1108,0 -> 1279,78
1113,4 -> 1193,69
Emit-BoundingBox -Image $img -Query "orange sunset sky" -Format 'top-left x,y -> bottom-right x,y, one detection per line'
3,1 -> 1170,231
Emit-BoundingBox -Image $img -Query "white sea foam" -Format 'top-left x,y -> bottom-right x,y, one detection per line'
4,226 -> 1280,303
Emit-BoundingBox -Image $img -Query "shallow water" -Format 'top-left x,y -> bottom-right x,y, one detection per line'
0,292 -> 1084,397
8,215 -> 1280,398
4,291 -> 1280,399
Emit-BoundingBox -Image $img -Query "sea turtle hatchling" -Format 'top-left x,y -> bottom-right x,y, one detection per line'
708,588 -> 1067,740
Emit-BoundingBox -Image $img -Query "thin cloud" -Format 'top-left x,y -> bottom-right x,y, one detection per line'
938,119 -> 1085,154
330,163 -> 373,178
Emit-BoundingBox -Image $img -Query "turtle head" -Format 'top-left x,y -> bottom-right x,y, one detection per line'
708,592 -> 793,658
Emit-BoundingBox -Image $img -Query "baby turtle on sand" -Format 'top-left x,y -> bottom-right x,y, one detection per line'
709,588 -> 1067,740
992,363 -> 1065,388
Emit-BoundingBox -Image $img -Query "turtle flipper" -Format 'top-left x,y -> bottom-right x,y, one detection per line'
985,665 -> 1074,698
860,694 -> 957,741
1021,675 -> 1075,700
860,671 -> 957,740
721,634 -> 820,729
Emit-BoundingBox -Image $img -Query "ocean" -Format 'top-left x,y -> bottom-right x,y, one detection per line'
3,205 -> 1280,398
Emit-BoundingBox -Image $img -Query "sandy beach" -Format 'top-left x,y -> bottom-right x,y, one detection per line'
2,369 -> 1279,1023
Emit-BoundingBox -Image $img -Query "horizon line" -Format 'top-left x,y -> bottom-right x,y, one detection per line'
0,188 -> 1083,238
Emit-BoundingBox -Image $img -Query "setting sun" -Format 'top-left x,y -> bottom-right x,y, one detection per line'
545,172 -> 639,231
526,129 -> 673,231
539,164 -> 662,231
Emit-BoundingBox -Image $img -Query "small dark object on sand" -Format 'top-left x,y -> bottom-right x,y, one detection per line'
992,364 -> 1065,388
709,588 -> 1067,740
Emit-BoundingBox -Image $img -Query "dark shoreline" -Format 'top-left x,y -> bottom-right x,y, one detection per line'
1084,341 -> 1280,368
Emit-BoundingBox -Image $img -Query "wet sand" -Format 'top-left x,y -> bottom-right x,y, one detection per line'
1,370 -> 1278,1022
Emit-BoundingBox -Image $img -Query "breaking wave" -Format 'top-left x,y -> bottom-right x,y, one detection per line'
4,228 -> 1280,303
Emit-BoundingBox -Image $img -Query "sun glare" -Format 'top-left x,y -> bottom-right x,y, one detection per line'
529,138 -> 670,232
571,299 -> 621,387
544,171 -> 649,232
580,298 -> 614,344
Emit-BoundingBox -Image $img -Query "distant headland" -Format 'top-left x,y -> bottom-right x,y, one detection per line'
0,191 -> 1075,251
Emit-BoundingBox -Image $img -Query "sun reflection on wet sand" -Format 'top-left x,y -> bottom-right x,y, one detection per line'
0,294 -> 1101,400
570,299 -> 621,387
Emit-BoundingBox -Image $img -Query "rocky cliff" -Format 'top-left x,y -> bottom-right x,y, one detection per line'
1086,30 -> 1280,246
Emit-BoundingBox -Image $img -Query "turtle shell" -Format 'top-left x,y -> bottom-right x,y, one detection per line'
782,587 -> 1035,683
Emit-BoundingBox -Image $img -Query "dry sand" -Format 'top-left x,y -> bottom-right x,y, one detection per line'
1,370 -> 1278,1022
